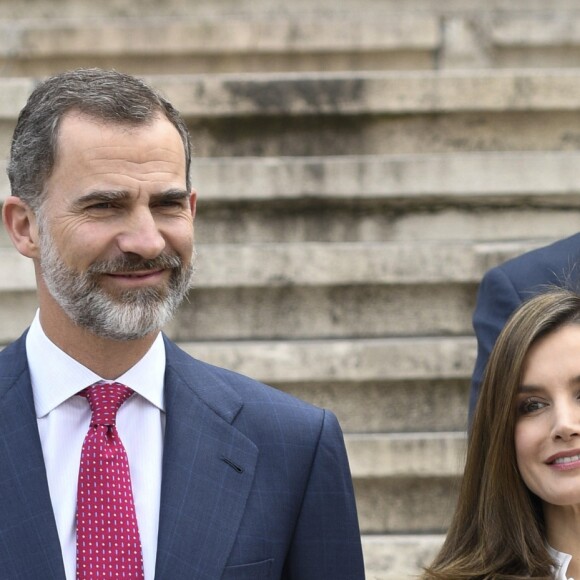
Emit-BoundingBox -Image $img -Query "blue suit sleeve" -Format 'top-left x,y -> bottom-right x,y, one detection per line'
469,266 -> 522,418
283,410 -> 365,580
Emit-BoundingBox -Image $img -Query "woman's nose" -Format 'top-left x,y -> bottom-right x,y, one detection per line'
551,404 -> 580,441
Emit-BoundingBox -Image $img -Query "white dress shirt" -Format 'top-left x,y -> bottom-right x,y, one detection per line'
549,546 -> 574,580
26,311 -> 165,580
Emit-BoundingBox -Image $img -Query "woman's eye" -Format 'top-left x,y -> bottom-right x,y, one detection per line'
518,398 -> 546,415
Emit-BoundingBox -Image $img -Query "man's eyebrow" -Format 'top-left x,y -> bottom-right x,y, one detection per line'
72,188 -> 190,208
149,189 -> 190,203
73,190 -> 129,208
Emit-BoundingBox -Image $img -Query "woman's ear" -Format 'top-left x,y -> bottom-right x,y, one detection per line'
2,196 -> 40,258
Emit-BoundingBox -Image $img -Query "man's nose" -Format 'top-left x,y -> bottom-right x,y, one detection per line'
116,210 -> 166,259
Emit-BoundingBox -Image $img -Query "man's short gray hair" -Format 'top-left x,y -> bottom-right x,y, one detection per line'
8,68 -> 192,213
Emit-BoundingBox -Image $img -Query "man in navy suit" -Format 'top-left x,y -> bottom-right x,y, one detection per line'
0,68 -> 364,579
470,233 -> 580,417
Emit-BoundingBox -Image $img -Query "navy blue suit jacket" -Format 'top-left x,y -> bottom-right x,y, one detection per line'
0,332 -> 365,579
470,232 -> 580,417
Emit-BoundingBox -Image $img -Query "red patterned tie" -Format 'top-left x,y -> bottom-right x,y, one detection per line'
76,381 -> 145,579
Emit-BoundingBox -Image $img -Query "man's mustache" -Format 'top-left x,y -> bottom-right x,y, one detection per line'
87,253 -> 183,275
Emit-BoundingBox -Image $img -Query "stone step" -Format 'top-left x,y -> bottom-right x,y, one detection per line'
131,70 -> 580,117
490,12 -> 580,69
196,207 -> 579,245
348,432 -> 464,534
0,239 -> 543,346
2,204 -> 574,247
346,432 -> 465,478
0,332 -> 476,383
6,151 -> 580,206
356,475 -> 457,534
150,339 -> 475,437
190,151 -> 580,206
362,534 -> 444,580
1,282 -> 480,345
174,336 -> 476,384
1,0 -> 579,19
0,16 -> 439,76
2,153 -> 579,245
5,71 -> 580,156
3,11 -> 580,75
279,378 -> 469,434
0,296 -> 474,431
0,240 -> 546,292
8,69 -> 580,119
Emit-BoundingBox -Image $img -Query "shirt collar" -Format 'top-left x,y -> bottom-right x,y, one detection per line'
26,310 -> 166,418
548,545 -> 573,580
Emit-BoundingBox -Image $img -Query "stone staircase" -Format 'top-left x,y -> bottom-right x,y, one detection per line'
3,3 -> 580,578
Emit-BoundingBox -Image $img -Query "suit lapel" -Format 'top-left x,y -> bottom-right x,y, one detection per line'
155,340 -> 259,580
0,335 -> 66,579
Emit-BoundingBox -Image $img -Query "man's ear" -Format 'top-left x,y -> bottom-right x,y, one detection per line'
189,190 -> 197,220
2,196 -> 40,258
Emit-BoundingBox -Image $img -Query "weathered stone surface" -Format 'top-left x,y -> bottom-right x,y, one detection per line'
440,16 -> 491,69
142,70 -> 580,117
5,71 -> 580,120
0,277 -> 477,343
191,151 -> 580,203
355,476 -> 459,533
193,241 -> 542,287
277,380 -> 469,433
1,0 -> 580,19
0,78 -> 34,120
0,16 -> 438,76
362,534 -> 444,580
5,151 -> 580,206
5,83 -> 580,157
1,250 -> 35,290
168,284 -> 477,340
3,4 -> 578,557
195,205 -> 578,244
492,12 -> 580,47
346,432 -> 466,478
0,241 -> 544,293
0,291 -> 37,343
177,337 -> 476,383
180,111 -> 580,156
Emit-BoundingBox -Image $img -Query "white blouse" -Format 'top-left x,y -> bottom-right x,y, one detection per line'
549,546 -> 574,580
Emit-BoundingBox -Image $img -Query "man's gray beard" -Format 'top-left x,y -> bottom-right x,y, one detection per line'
38,230 -> 195,341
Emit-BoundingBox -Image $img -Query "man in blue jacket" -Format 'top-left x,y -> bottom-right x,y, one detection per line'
0,68 -> 364,579
470,233 -> 580,417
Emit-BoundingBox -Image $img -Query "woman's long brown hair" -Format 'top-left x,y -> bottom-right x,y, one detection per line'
423,288 -> 580,580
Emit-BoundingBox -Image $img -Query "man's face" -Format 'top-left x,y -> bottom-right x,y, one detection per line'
36,111 -> 196,340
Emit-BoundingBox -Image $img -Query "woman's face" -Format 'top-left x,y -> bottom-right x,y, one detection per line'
515,323 -> 580,507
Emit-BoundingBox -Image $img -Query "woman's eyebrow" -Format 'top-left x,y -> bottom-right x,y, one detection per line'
517,384 -> 543,394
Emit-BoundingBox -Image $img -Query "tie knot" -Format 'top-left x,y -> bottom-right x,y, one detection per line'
81,381 -> 134,426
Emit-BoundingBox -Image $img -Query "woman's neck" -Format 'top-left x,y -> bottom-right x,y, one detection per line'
545,503 -> 580,578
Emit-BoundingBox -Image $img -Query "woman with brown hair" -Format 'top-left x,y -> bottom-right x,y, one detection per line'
424,288 -> 580,580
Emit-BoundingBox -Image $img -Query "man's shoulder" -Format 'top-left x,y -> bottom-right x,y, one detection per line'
163,337 -> 324,419
491,232 -> 580,292
163,338 -> 332,447
0,332 -> 28,374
